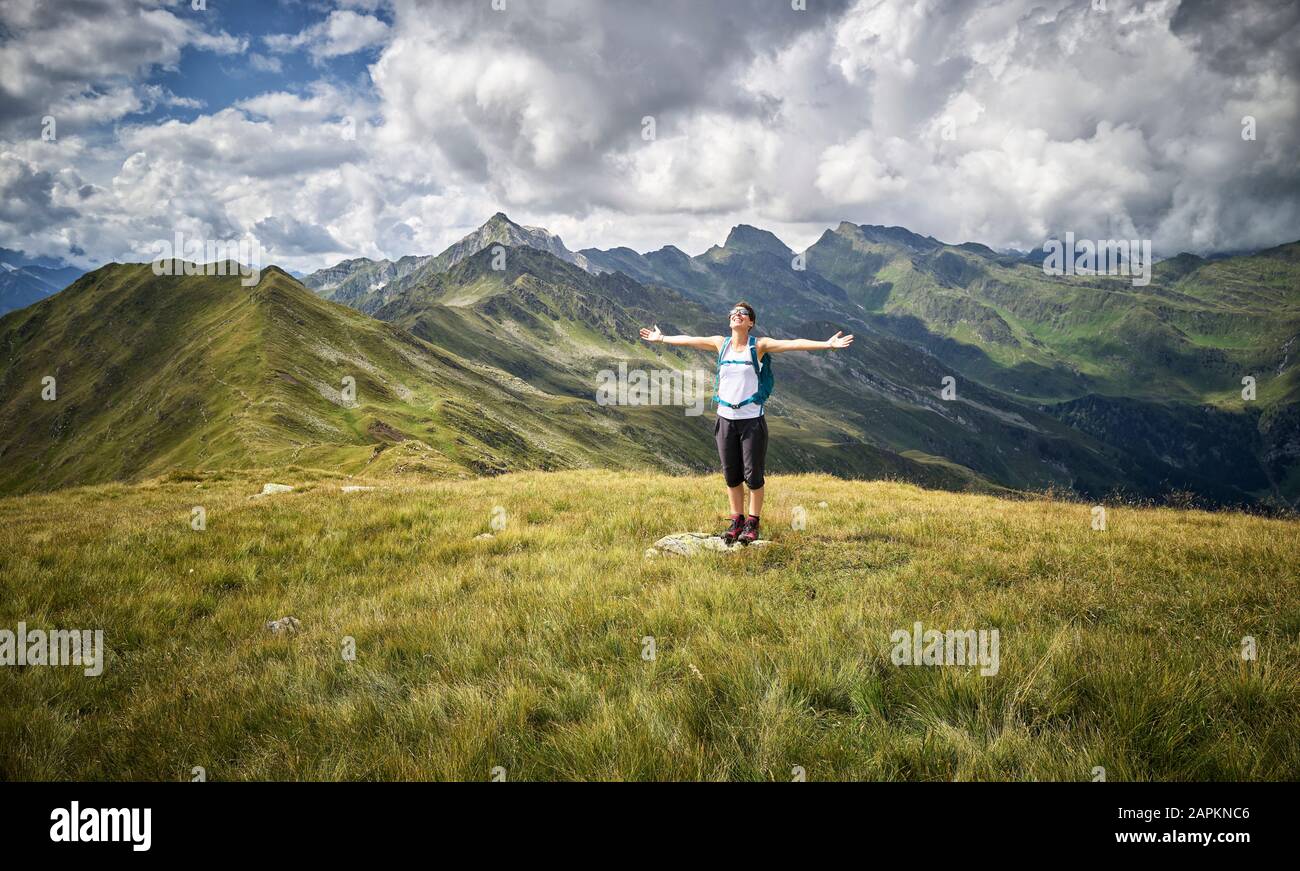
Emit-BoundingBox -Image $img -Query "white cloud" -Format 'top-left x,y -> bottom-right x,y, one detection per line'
265,10 -> 390,61
0,0 -> 245,133
617,114 -> 783,214
46,87 -> 144,128
0,0 -> 1297,271
248,53 -> 284,74
816,131 -> 910,205
236,83 -> 356,123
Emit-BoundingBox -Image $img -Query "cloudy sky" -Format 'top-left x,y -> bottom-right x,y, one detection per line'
2,0 -> 1297,272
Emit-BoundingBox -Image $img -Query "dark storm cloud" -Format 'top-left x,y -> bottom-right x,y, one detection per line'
254,215 -> 345,255
0,157 -> 78,234
1170,0 -> 1300,79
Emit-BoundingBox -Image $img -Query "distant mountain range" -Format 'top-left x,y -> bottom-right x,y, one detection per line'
300,212 -> 600,314
2,214 -> 1296,508
0,248 -> 85,316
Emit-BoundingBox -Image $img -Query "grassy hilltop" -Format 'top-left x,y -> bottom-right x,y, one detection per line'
0,260 -> 978,496
2,469 -> 1296,781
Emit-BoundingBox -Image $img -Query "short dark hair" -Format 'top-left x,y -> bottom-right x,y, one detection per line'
733,301 -> 756,325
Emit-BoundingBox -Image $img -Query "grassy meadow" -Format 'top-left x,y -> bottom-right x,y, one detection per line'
1,468 -> 1297,781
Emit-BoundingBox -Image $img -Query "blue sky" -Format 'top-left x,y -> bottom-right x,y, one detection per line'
1,0 -> 1297,273
146,0 -> 384,126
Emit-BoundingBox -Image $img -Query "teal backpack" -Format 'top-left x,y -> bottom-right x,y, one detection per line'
713,335 -> 774,412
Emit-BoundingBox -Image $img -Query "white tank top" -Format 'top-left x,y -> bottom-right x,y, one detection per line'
716,340 -> 763,420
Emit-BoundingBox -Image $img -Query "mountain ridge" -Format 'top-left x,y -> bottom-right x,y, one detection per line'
0,259 -> 980,496
3,212 -> 1296,507
328,214 -> 1300,507
301,212 -> 604,314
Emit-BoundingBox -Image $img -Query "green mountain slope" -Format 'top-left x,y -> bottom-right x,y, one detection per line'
372,245 -> 990,489
10,213 -> 1292,507
798,227 -> 1300,505
0,260 -> 978,495
579,217 -> 1298,506
0,262 -> 549,491
366,243 -> 1165,502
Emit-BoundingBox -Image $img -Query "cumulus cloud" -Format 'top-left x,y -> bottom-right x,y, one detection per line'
0,0 -> 245,134
368,0 -> 846,209
0,0 -> 1297,271
801,0 -> 1300,254
265,10 -> 390,61
359,0 -> 1299,256
120,110 -> 363,178
248,53 -> 284,74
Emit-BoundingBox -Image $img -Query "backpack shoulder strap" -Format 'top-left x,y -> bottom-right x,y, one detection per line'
747,335 -> 761,375
712,338 -> 729,405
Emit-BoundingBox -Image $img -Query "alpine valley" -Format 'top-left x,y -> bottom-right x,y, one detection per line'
1,213 -> 1297,508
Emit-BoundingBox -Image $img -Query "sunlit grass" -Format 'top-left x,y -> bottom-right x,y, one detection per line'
1,469 -> 1296,781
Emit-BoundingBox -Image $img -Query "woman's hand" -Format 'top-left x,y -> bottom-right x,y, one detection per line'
639,325 -> 663,343
827,331 -> 854,350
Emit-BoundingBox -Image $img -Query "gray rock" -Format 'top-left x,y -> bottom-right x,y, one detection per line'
253,482 -> 294,498
265,616 -> 301,635
474,532 -> 494,540
649,532 -> 771,557
340,485 -> 374,493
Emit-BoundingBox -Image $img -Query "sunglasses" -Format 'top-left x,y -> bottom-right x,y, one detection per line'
728,309 -> 751,319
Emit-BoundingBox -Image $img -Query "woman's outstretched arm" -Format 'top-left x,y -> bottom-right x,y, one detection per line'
759,331 -> 854,354
639,325 -> 723,352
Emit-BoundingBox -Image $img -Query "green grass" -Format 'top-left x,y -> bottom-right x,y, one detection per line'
2,469 -> 1296,781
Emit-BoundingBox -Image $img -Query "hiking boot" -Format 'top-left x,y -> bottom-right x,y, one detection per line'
737,515 -> 760,545
721,514 -> 744,545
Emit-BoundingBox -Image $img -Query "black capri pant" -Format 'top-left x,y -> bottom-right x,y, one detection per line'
715,414 -> 768,490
